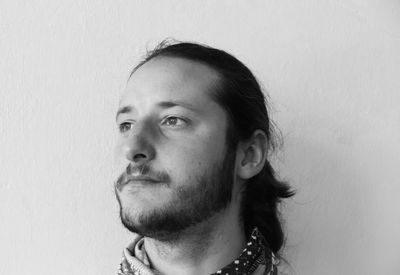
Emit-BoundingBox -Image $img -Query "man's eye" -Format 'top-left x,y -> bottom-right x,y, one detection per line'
161,116 -> 186,127
118,122 -> 133,133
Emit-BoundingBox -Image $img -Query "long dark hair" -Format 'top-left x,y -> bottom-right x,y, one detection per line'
130,40 -> 294,254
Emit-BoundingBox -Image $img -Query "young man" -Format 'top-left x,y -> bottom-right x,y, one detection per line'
115,41 -> 293,275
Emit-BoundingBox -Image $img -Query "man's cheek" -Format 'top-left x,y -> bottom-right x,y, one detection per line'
166,159 -> 206,184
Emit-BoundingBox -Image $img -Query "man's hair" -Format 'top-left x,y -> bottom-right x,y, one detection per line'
130,40 -> 294,253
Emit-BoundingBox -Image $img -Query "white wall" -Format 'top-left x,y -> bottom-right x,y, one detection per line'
1,1 -> 399,274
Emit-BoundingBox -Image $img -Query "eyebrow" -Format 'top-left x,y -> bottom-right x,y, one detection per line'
115,100 -> 199,121
157,100 -> 199,112
115,106 -> 133,121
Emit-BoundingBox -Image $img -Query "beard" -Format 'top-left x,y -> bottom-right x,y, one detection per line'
114,145 -> 236,241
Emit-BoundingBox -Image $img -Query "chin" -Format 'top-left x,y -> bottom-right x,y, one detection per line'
119,206 -> 164,238
119,198 -> 155,219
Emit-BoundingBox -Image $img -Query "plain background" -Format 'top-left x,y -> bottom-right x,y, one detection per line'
1,1 -> 399,274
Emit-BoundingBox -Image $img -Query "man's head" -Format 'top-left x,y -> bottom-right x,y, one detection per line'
115,41 -> 293,252
115,57 -> 237,241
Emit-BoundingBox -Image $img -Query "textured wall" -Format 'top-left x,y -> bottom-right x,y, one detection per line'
1,1 -> 399,274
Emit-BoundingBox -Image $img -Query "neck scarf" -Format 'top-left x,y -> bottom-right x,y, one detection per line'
118,228 -> 277,275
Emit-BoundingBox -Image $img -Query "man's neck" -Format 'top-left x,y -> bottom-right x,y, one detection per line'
143,204 -> 246,275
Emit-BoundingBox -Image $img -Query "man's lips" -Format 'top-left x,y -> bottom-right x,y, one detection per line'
125,175 -> 162,184
116,173 -> 163,191
115,164 -> 170,191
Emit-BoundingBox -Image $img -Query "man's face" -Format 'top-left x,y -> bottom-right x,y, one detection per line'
115,57 -> 236,240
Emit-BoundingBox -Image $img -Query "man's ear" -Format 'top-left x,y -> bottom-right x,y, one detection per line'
236,130 -> 268,180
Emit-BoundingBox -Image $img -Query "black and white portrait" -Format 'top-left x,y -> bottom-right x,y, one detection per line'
1,1 -> 399,274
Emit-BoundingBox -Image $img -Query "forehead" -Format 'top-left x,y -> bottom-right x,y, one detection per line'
120,57 -> 221,108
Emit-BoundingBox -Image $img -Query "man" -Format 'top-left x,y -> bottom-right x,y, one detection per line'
114,41 -> 293,275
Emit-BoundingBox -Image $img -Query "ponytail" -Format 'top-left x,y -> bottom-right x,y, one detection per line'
242,161 -> 294,253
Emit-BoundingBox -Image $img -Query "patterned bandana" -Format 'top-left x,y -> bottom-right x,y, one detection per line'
118,228 -> 277,275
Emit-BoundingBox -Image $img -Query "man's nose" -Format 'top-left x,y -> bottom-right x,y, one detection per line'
122,124 -> 156,165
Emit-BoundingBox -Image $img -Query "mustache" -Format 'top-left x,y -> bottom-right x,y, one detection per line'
115,163 -> 170,191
